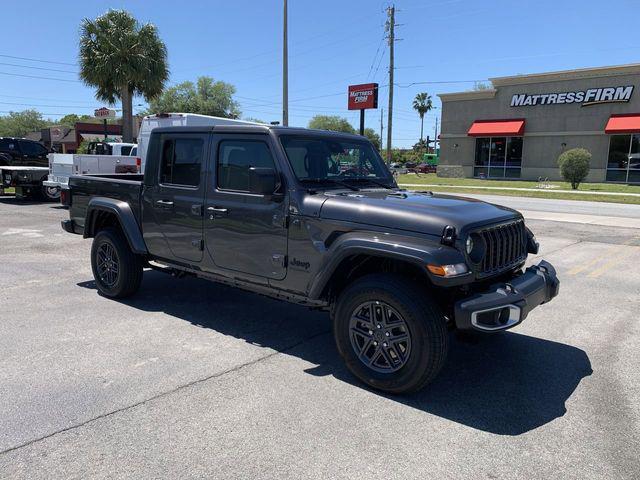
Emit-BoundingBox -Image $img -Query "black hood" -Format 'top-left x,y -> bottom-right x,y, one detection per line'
319,190 -> 520,236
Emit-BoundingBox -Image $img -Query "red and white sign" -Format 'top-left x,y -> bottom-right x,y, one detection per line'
348,83 -> 378,110
94,107 -> 116,118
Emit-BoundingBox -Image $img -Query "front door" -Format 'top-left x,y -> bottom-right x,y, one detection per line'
146,132 -> 208,263
204,135 -> 288,280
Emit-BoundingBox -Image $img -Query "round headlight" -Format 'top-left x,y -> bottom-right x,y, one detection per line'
465,236 -> 474,255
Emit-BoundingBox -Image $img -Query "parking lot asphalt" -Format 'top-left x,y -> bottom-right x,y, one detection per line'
0,195 -> 639,479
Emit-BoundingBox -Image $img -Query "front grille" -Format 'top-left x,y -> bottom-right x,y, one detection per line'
478,220 -> 527,276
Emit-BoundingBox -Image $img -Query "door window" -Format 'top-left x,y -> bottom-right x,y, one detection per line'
159,137 -> 204,187
217,140 -> 276,191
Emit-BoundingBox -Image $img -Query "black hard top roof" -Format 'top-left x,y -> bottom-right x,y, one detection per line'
150,125 -> 368,141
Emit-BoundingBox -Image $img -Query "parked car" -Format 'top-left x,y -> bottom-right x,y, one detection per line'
62,124 -> 559,394
389,162 -> 408,175
415,163 -> 437,174
0,137 -> 58,200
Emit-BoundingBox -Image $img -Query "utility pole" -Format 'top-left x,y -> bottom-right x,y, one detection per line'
282,0 -> 289,126
434,116 -> 439,154
385,5 -> 396,164
380,108 -> 384,152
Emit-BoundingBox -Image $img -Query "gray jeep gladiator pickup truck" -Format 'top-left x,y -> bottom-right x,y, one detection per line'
62,125 -> 559,393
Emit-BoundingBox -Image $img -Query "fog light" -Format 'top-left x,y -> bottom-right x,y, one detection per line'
427,263 -> 469,277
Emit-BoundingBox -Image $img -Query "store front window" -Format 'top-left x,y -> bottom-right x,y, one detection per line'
474,137 -> 522,178
606,134 -> 640,184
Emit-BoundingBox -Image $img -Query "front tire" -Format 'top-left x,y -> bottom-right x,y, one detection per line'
91,228 -> 143,298
333,274 -> 448,394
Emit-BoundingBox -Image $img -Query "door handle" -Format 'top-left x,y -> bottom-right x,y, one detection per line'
206,206 -> 228,218
156,200 -> 174,208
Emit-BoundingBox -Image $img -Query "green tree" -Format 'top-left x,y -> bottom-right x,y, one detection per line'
363,128 -> 381,150
243,117 -> 268,124
412,92 -> 432,141
308,115 -> 356,134
148,77 -> 241,118
0,110 -> 52,137
558,148 -> 591,189
79,9 -> 169,142
58,113 -> 95,127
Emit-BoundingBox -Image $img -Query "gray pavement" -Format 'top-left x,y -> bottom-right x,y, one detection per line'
0,195 -> 639,479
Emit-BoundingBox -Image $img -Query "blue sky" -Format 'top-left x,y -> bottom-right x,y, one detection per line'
1,0 -> 639,147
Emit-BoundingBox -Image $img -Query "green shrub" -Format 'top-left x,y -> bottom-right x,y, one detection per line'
558,148 -> 591,189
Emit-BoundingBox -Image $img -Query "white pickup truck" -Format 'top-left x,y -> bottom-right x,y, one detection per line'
44,142 -> 137,203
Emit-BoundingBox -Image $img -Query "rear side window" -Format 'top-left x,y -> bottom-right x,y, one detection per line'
18,140 -> 46,156
217,140 -> 275,191
160,137 -> 204,187
0,139 -> 18,152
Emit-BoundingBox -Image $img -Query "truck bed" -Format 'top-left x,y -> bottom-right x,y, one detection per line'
68,174 -> 144,233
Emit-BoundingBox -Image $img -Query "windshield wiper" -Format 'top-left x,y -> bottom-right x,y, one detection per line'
300,178 -> 360,191
342,177 -> 395,189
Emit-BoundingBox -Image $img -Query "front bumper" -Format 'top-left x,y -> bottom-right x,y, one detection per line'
454,260 -> 559,332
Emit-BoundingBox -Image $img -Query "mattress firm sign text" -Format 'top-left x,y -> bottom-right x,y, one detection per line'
511,85 -> 634,107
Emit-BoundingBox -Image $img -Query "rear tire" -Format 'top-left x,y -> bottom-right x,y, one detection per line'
333,274 -> 448,394
91,228 -> 143,298
38,185 -> 60,202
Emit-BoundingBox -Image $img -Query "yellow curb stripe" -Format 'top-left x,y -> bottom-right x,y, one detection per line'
588,246 -> 640,278
567,237 -> 637,276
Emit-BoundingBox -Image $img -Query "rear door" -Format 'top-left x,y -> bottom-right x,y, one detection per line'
146,132 -> 208,263
17,140 -> 48,167
203,134 -> 288,280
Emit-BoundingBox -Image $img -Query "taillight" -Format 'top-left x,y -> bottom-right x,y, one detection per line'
60,189 -> 70,206
136,157 -> 141,173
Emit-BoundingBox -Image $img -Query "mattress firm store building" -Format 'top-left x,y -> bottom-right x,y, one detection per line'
438,64 -> 640,183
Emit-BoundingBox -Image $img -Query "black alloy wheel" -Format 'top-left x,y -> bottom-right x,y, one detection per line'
348,300 -> 412,373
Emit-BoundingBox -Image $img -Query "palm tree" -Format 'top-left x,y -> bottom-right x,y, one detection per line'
412,92 -> 433,142
79,10 -> 169,142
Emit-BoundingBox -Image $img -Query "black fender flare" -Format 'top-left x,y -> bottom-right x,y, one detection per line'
307,231 -> 469,300
85,197 -> 147,254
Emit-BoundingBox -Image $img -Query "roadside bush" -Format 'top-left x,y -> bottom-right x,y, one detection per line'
558,148 -> 591,189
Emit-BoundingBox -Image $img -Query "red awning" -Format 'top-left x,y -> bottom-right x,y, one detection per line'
468,119 -> 525,137
605,114 -> 640,134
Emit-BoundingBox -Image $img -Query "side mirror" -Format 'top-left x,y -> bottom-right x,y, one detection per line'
248,167 -> 278,195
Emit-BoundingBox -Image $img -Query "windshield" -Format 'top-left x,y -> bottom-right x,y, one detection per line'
280,135 -> 393,186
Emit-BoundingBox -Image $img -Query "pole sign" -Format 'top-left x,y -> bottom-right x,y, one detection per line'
348,83 -> 379,110
94,107 -> 116,118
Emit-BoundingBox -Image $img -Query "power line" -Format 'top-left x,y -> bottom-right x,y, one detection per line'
0,53 -> 77,66
366,30 -> 386,81
0,101 -> 96,109
0,70 -> 81,83
0,62 -> 77,74
0,93 -> 96,104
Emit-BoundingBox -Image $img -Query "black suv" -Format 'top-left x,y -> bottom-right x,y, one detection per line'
62,125 -> 559,394
0,137 -> 49,167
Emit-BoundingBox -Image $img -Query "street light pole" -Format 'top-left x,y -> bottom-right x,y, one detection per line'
282,0 -> 289,127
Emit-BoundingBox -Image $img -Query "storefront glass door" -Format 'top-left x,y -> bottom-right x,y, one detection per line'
474,136 -> 522,178
606,134 -> 640,184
